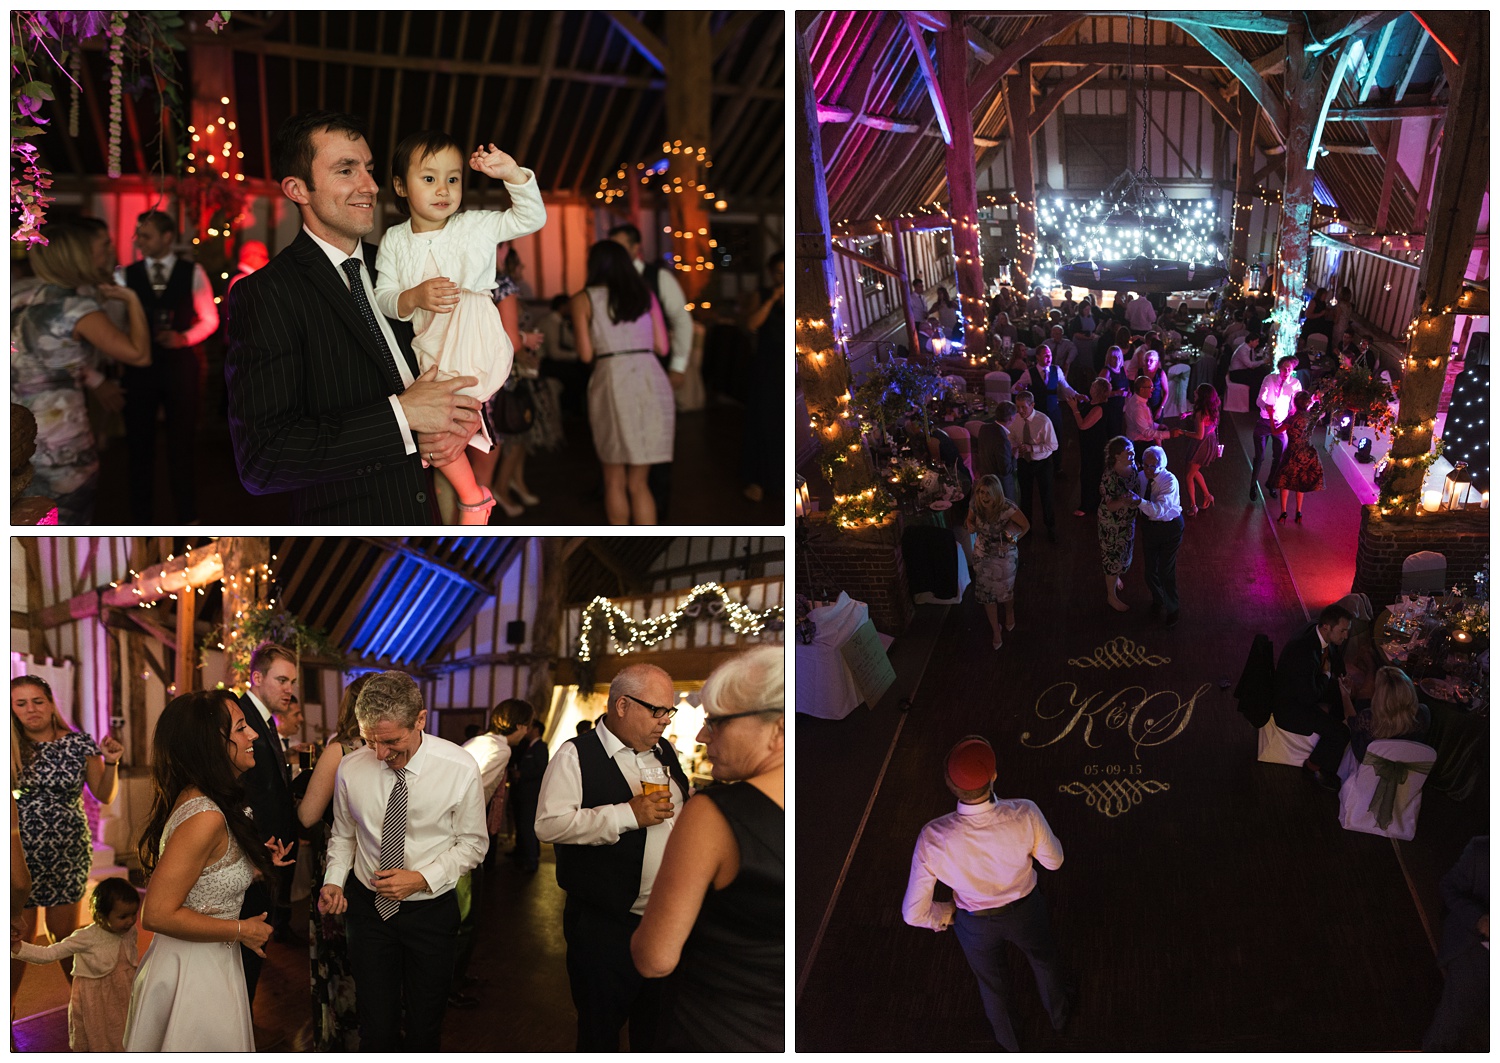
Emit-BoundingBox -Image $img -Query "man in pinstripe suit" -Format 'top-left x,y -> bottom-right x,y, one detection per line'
227,111 -> 480,524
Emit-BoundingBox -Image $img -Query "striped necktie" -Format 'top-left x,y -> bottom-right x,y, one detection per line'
375,767 -> 408,921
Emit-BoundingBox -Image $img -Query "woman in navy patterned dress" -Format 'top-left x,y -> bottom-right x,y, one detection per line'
11,675 -> 123,999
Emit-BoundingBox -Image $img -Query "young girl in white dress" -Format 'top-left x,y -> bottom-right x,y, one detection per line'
11,877 -> 140,1052
374,132 -> 547,524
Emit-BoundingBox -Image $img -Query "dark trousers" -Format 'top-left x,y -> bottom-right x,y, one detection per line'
1273,700 -> 1350,775
344,876 -> 459,1051
238,878 -> 270,1005
1423,944 -> 1489,1051
512,783 -> 542,871
121,347 -> 205,522
562,896 -> 661,1051
452,865 -> 483,983
952,889 -> 1069,1052
1140,515 -> 1183,615
1016,459 -> 1055,529
1250,417 -> 1286,487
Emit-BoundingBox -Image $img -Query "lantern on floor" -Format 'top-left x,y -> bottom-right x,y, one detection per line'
1441,461 -> 1473,511
1333,409 -> 1354,443
1473,472 -> 1490,510
795,475 -> 810,520
1354,435 -> 1374,463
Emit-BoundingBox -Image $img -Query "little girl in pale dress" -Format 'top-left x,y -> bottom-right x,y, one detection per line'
11,877 -> 140,1052
374,132 -> 547,524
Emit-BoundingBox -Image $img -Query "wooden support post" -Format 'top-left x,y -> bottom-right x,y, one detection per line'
526,538 -> 568,718
1411,119 -> 1444,233
174,586 -> 197,696
1003,63 -> 1037,293
1229,91 -> 1257,290
796,14 -> 878,512
939,25 -> 990,351
219,537 -> 271,688
889,218 -> 921,356
1269,21 -> 1319,363
1374,120 -> 1401,232
1383,14 -> 1488,512
664,12 -> 713,300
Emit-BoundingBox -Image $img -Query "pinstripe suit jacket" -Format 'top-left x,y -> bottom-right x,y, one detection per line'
226,230 -> 436,524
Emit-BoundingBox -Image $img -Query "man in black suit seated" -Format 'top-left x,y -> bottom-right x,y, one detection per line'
1272,602 -> 1354,790
227,110 -> 481,524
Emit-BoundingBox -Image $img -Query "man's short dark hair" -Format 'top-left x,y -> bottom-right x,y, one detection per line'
491,698 -> 534,736
1317,603 -> 1354,629
272,110 -> 368,186
607,222 -> 642,246
137,210 -> 176,238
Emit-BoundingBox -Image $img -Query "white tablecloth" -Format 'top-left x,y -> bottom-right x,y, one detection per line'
795,593 -> 872,720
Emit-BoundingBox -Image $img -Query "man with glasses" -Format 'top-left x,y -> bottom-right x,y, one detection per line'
536,662 -> 693,1050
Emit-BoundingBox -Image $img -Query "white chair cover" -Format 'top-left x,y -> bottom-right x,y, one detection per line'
1337,744 -> 1358,783
1335,592 -> 1374,622
944,425 -> 972,475
964,419 -> 986,441
943,374 -> 968,393
1201,333 -> 1219,351
1161,363 -> 1193,419
984,371 -> 1011,403
793,593 -> 872,721
1337,738 -> 1436,841
1225,381 -> 1252,414
1401,551 -> 1447,594
1256,717 -> 1319,766
1304,334 -> 1329,355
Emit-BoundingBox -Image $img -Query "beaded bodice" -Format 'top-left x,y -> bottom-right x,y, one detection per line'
161,796 -> 253,919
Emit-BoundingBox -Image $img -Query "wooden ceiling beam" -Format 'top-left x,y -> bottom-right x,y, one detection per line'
964,14 -> 1081,106
711,12 -> 757,61
220,40 -> 782,98
824,14 -> 898,176
1306,11 -> 1404,56
1174,24 -> 1286,140
907,12 -> 950,33
580,541 -> 647,597
1032,64 -> 1105,129
1162,66 -> 1238,128
1326,104 -> 1447,122
517,13 -> 563,162
964,22 -> 1004,63
903,13 -> 952,146
1394,31 -> 1429,102
1251,44 -> 1286,76
607,12 -> 667,73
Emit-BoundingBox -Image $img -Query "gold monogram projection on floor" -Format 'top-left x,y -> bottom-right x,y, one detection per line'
1023,638 -> 1202,818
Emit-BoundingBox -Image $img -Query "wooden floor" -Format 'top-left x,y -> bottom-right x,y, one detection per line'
13,841 -> 578,1052
796,413 -> 1488,1051
91,350 -> 781,527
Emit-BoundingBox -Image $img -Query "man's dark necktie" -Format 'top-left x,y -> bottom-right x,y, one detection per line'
340,257 -> 405,391
375,767 -> 409,921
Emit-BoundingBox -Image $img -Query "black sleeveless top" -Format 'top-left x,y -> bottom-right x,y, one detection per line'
660,782 -> 784,1051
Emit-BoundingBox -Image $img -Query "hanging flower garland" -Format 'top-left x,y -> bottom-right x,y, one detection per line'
106,10 -> 126,179
577,583 -> 784,663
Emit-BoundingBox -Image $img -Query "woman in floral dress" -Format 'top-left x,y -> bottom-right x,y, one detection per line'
10,222 -> 150,522
1098,437 -> 1140,612
1268,391 -> 1324,523
966,475 -> 1029,649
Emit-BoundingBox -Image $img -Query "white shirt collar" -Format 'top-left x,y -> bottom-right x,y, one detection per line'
955,796 -> 994,816
303,224 -> 364,276
246,689 -> 273,725
594,717 -> 632,759
145,252 -> 178,272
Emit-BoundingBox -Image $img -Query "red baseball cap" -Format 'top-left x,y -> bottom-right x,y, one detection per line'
945,737 -> 995,790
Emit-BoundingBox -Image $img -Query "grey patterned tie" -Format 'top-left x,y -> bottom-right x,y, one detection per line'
374,767 -> 408,921
340,257 -> 406,391
150,260 -> 168,292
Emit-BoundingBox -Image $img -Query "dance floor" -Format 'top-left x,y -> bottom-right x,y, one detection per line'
795,416 -> 1487,1051
13,842 -> 576,1052
90,350 -> 779,527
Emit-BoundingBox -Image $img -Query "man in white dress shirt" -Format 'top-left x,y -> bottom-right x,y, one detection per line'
122,209 -> 220,522
1131,445 -> 1185,628
535,662 -> 692,1050
319,670 -> 487,1050
1006,391 -> 1060,542
1251,355 -> 1304,500
1124,291 -> 1159,332
903,736 -> 1072,1051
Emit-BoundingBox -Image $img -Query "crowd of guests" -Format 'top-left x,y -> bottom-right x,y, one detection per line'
9,642 -> 784,1051
11,185 -> 782,527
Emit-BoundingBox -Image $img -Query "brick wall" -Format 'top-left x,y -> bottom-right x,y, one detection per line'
1351,504 -> 1491,606
796,516 -> 915,635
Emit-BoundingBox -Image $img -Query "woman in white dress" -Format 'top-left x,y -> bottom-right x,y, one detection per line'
123,691 -> 290,1051
570,239 -> 671,525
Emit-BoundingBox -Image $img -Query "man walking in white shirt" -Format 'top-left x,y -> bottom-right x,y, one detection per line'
902,736 -> 1072,1051
535,662 -> 692,1050
1007,391 -> 1060,542
1251,355 -> 1303,500
319,671 -> 488,1050
1130,445 -> 1186,629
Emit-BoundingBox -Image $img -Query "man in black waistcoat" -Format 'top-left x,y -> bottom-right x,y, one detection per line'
236,642 -> 300,1010
535,663 -> 690,1051
123,209 -> 220,522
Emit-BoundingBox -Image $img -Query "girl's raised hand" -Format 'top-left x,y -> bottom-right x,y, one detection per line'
470,143 -> 521,183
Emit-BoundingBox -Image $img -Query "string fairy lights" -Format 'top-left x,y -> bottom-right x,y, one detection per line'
576,583 -> 783,663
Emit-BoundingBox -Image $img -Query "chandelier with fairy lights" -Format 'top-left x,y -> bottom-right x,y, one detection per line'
1051,13 -> 1227,293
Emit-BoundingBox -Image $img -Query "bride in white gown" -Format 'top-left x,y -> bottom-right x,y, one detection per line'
123,691 -> 291,1051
